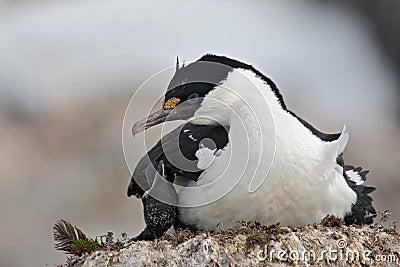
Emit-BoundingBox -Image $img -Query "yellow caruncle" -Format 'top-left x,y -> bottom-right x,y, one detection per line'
163,97 -> 180,109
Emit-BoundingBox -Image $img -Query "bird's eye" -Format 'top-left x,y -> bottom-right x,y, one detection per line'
187,93 -> 199,104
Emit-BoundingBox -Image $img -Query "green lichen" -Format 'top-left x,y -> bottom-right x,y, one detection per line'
70,238 -> 99,256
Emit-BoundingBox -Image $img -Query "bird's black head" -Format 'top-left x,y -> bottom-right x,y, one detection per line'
132,55 -> 234,135
162,56 -> 233,110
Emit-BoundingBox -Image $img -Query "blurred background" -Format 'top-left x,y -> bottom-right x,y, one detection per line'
0,0 -> 399,266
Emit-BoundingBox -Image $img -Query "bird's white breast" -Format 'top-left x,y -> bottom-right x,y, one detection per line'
178,69 -> 357,231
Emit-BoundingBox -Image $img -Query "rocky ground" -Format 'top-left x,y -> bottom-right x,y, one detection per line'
60,217 -> 400,267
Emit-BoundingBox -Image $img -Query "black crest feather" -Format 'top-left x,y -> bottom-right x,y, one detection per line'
175,56 -> 180,72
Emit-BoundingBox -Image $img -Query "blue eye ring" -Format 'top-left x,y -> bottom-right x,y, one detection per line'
187,93 -> 199,104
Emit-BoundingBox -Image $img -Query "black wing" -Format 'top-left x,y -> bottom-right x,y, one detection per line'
127,123 -> 229,198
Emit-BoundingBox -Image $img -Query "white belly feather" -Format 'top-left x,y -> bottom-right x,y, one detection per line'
178,69 -> 356,231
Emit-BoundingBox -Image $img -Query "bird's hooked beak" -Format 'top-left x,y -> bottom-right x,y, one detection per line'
132,108 -> 172,136
132,97 -> 201,136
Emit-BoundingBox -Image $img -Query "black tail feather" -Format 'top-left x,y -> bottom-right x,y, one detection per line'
343,165 -> 377,225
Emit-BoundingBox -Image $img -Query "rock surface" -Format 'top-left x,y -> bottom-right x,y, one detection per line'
63,219 -> 400,267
